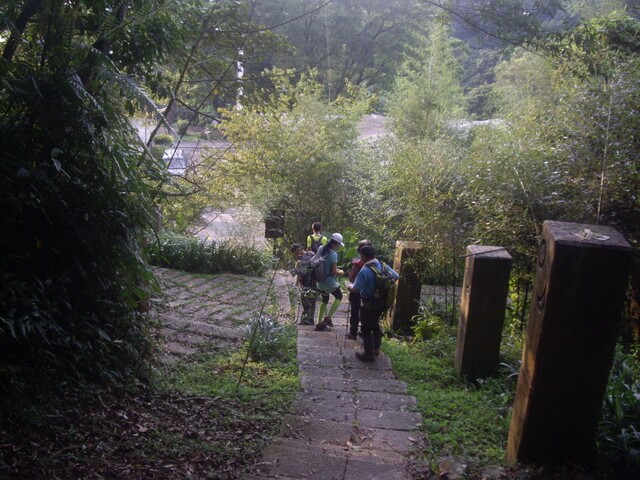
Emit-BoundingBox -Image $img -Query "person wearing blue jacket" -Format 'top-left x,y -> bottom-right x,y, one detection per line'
347,244 -> 399,361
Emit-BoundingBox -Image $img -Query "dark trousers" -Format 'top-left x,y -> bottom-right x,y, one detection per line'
360,305 -> 383,356
348,291 -> 361,336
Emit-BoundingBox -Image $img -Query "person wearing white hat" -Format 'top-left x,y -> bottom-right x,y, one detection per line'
314,232 -> 345,331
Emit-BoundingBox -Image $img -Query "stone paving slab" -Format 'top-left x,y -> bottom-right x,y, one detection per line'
293,398 -> 357,423
344,354 -> 393,370
301,376 -> 355,392
344,458 -> 411,480
355,391 -> 417,412
356,409 -> 423,431
355,378 -> 408,394
296,344 -> 343,355
279,415 -> 354,445
251,293 -> 423,480
298,365 -> 347,379
254,441 -> 348,480
352,427 -> 425,454
298,351 -> 345,367
346,367 -> 397,380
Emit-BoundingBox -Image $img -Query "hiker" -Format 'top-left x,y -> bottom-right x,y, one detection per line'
315,233 -> 345,331
346,239 -> 371,340
307,221 -> 328,253
290,243 -> 317,325
347,245 -> 399,361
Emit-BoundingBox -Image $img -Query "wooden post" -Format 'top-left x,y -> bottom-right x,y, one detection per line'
385,241 -> 423,332
455,246 -> 512,379
506,221 -> 632,464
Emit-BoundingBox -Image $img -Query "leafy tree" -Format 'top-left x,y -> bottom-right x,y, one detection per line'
217,70 -> 367,241
0,0 -> 187,408
249,0 -> 433,100
387,22 -> 467,140
145,0 -> 290,138
464,12 -> 640,270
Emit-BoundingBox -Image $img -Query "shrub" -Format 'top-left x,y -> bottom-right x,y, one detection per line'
597,346 -> 640,478
175,119 -> 189,136
153,133 -> 174,145
146,231 -> 270,276
243,314 -> 296,363
411,305 -> 444,341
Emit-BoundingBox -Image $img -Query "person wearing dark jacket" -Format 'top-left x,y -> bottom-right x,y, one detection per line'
346,239 -> 371,340
347,245 -> 398,361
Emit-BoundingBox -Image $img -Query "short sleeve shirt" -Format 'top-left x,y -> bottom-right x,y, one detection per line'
316,246 -> 339,293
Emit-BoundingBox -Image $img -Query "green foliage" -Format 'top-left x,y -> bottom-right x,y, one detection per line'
250,0 -> 434,100
153,133 -> 174,146
146,231 -> 270,276
597,346 -> 640,478
0,0 -> 186,417
175,119 -> 189,136
383,329 -> 514,468
243,314 -> 297,363
411,306 -> 445,341
157,340 -> 298,403
218,70 -> 368,240
388,22 -> 466,141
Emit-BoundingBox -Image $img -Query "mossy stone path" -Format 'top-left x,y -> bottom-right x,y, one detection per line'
152,268 -> 424,478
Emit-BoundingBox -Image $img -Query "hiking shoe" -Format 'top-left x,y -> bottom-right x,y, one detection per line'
299,318 -> 314,326
355,351 -> 375,362
315,321 -> 328,331
346,333 -> 358,340
324,316 -> 334,327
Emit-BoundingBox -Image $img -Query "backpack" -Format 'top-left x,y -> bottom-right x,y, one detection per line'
298,251 -> 317,287
308,234 -> 325,253
308,245 -> 331,283
365,262 -> 398,311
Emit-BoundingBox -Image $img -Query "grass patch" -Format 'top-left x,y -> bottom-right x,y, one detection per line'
156,324 -> 298,401
382,325 -> 519,470
384,322 -> 640,479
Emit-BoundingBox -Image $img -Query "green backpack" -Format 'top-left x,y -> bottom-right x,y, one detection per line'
366,262 -> 398,311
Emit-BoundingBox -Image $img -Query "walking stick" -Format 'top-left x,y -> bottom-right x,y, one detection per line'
343,291 -> 350,349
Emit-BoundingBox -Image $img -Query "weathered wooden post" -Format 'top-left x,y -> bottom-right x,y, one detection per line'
506,221 -> 632,464
386,241 -> 422,332
455,246 -> 512,379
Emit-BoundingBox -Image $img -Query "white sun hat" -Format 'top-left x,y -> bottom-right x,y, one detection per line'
330,232 -> 345,246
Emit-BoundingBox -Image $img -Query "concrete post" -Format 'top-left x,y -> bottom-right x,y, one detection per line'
152,204 -> 163,233
506,221 -> 632,464
455,246 -> 512,379
385,241 -> 422,332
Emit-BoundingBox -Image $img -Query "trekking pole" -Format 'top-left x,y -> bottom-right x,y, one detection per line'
295,289 -> 301,325
343,292 -> 350,349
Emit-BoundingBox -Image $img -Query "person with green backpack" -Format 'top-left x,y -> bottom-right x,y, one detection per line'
306,221 -> 328,253
347,244 -> 399,362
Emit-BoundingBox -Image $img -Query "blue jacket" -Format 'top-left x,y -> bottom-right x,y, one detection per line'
353,259 -> 398,300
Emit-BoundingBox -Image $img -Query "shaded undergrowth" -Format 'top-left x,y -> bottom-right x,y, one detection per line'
0,312 -> 298,479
